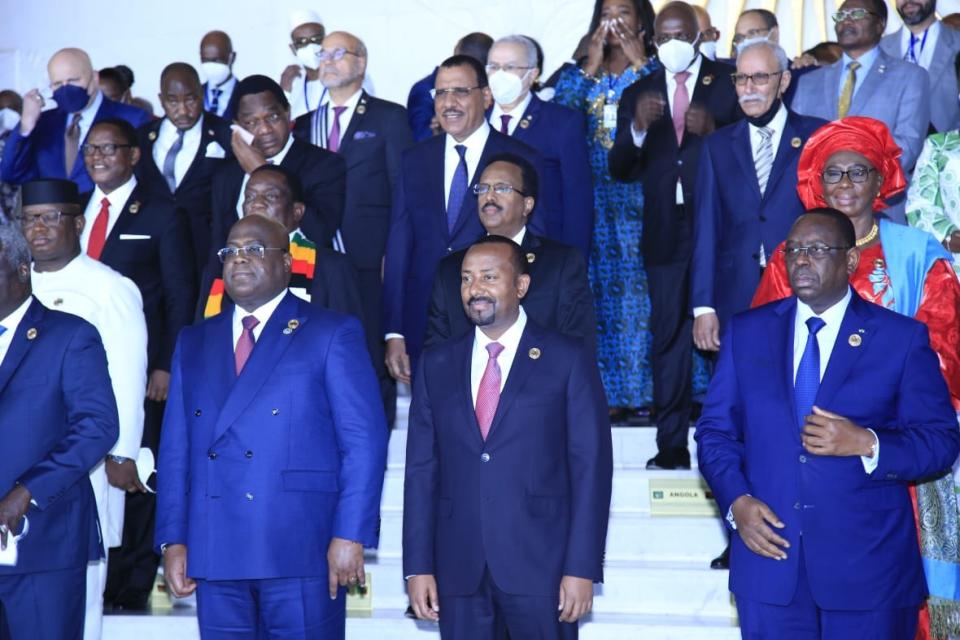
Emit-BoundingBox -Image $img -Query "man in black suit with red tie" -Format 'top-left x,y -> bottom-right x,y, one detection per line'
137,63 -> 232,276
609,1 -> 742,470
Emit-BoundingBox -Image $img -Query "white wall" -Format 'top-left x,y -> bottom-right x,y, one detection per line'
3,1 -> 960,108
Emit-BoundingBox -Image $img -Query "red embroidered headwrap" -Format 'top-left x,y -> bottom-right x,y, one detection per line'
796,116 -> 907,212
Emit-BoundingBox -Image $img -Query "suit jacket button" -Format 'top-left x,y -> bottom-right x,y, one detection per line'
799,455 -> 807,463
195,409 -> 202,417
208,451 -> 217,460
794,502 -> 801,510
245,492 -> 254,500
480,453 -> 491,463
676,159 -> 683,166
759,215 -> 767,222
271,408 -> 279,416
245,450 -> 253,458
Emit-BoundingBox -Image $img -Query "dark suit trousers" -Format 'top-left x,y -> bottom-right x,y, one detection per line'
646,205 -> 694,454
439,568 -> 578,640
357,266 -> 396,426
0,565 -> 85,640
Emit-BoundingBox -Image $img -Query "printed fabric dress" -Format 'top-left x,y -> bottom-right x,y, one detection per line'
907,131 -> 960,276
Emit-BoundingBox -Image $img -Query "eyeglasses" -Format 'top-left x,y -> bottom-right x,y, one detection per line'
430,86 -> 482,100
730,71 -> 783,86
292,34 -> 324,49
473,183 -> 528,197
317,48 -> 361,62
80,143 -> 135,157
822,166 -> 876,184
832,8 -> 878,23
654,33 -> 695,46
15,210 -> 79,228
217,244 -> 287,263
485,63 -> 534,74
781,245 -> 851,259
732,28 -> 771,45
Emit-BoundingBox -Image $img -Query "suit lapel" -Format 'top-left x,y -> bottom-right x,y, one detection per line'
764,112 -> 800,197
485,323 -> 540,442
823,62 -> 842,120
458,333 -> 485,448
814,294 -> 874,410
849,53 -> 888,115
100,184 -> 143,261
179,117 -> 218,189
336,92 -> 368,155
512,95 -> 542,142
769,297 -> 801,436
200,310 -> 235,416
450,134 -> 490,238
212,292 -> 307,442
730,121 -> 761,200
0,299 -> 44,397
926,26 -> 953,84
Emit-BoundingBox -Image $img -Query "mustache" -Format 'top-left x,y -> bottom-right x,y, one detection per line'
482,202 -> 503,212
738,92 -> 765,104
442,108 -> 463,117
468,296 -> 495,305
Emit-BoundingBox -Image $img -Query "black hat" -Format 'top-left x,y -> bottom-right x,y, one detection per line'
21,179 -> 80,206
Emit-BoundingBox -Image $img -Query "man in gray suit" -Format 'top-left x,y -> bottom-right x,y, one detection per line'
880,0 -> 960,134
792,0 -> 930,173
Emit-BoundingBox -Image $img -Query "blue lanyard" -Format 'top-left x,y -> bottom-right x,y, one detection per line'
907,28 -> 929,64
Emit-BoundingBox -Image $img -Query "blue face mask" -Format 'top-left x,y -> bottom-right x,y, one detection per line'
53,84 -> 90,113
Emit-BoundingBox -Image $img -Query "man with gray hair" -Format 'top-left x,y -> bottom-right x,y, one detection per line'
486,35 -> 594,259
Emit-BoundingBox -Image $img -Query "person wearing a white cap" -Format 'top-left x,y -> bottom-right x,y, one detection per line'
281,10 -> 327,120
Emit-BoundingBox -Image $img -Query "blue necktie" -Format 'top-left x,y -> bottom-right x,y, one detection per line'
210,88 -> 222,114
795,316 -> 826,428
446,144 -> 468,233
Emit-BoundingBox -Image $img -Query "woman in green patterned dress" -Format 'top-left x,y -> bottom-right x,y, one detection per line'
907,131 -> 960,276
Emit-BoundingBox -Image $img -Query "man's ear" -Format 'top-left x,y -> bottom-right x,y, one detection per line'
292,201 -> 305,224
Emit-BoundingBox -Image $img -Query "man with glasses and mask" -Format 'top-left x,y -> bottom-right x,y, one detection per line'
696,209 -> 960,639
382,54 -> 546,386
19,178 -> 147,639
200,31 -> 237,120
156,214 -> 387,640
792,0 -> 930,191
880,0 -> 960,133
485,36 -> 593,259
609,0 -> 741,472
1,48 -> 149,194
280,10 -> 326,120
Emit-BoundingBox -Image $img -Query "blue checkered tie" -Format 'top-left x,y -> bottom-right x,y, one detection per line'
446,144 -> 468,233
795,316 -> 826,428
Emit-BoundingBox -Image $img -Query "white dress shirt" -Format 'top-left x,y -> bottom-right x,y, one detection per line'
235,135 -> 296,219
470,307 -> 528,406
444,122 -> 490,205
288,75 -> 327,120
152,115 -> 204,189
0,296 -> 32,366
80,175 -> 137,251
899,20 -> 941,69
490,92 -> 533,136
321,89 -> 363,143
232,288 -> 288,349
207,76 -> 237,118
508,226 -> 527,246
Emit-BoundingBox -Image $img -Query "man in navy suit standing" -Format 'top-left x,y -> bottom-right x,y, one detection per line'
0,223 -> 119,639
404,236 -> 612,639
383,55 -> 547,384
696,210 -> 960,638
486,36 -> 594,259
1,48 -> 150,194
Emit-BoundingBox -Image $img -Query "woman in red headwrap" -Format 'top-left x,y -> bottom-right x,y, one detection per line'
753,116 -> 960,640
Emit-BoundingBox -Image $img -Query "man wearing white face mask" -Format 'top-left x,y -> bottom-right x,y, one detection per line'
693,6 -> 721,61
486,35 -> 594,259
281,10 -> 326,120
0,90 -> 22,221
200,30 -> 237,120
609,0 -> 742,472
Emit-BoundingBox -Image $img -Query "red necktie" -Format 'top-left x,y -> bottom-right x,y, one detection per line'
475,342 -> 505,440
86,197 -> 110,260
499,114 -> 511,135
235,315 -> 260,375
672,71 -> 691,145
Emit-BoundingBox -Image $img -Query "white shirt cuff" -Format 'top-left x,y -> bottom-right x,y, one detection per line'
385,333 -> 404,341
860,428 -> 880,474
631,125 -> 647,148
726,505 -> 737,530
693,307 -> 716,318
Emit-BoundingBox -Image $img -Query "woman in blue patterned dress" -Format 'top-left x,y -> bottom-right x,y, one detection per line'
554,0 -> 657,420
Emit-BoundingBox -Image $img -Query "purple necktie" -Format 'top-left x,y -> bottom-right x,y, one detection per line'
500,114 -> 512,135
328,105 -> 348,152
235,315 -> 260,375
446,144 -> 468,233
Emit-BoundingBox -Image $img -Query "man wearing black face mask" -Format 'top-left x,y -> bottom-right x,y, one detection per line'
0,48 -> 150,194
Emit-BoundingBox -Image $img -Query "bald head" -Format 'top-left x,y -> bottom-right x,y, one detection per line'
693,6 -> 712,30
230,214 -> 289,249
47,48 -> 97,107
325,31 -> 367,58
161,62 -> 200,89
201,31 -> 234,64
656,1 -> 699,36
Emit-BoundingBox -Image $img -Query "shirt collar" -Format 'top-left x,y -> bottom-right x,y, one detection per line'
31,252 -> 84,277
0,295 -> 33,334
842,45 -> 880,71
474,306 -> 527,352
445,120 -> 491,153
901,20 -> 940,47
324,89 -> 363,111
491,91 -> 533,118
92,175 -> 137,210
795,287 -> 852,329
79,90 -> 104,124
268,135 -> 295,164
232,288 -> 288,329
160,113 -> 204,138
668,54 -> 703,81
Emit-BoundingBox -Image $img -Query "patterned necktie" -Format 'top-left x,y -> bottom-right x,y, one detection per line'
210,88 -> 222,115
64,112 -> 83,175
235,315 -> 260,375
328,105 -> 348,152
87,197 -> 110,260
755,126 -> 775,196
447,144 -> 468,233
499,114 -> 512,135
672,71 -> 691,145
162,129 -> 185,193
837,61 -> 861,119
475,342 -> 505,440
794,317 -> 826,428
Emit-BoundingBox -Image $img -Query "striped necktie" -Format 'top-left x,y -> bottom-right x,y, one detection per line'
755,126 -> 774,196
837,61 -> 861,119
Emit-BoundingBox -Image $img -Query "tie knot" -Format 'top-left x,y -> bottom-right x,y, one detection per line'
847,61 -> 861,72
675,71 -> 691,83
454,144 -> 467,159
806,317 -> 826,336
333,105 -> 347,117
213,88 -> 222,97
242,315 -> 260,331
485,342 -> 505,359
758,126 -> 774,140
100,197 -> 110,208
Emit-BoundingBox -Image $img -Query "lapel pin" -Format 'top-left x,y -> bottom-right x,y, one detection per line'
26,328 -> 37,340
702,74 -> 714,86
791,137 -> 802,148
526,252 -> 536,264
148,131 -> 157,141
848,334 -> 862,347
208,129 -> 215,137
356,104 -> 366,115
879,64 -> 886,74
283,318 -> 300,335
528,347 -> 541,360
129,201 -> 140,214
53,298 -> 63,306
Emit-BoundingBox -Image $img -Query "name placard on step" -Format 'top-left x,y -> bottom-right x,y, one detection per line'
649,478 -> 720,517
346,572 -> 373,616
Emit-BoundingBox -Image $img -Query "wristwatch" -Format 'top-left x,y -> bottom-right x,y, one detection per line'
107,455 -> 131,464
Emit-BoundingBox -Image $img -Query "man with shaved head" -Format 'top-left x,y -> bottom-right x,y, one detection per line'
156,213 -> 387,639
200,31 -> 237,119
1,47 -> 149,193
136,62 -> 233,273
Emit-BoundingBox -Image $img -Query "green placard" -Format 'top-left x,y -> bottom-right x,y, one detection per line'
649,477 -> 720,517
346,572 -> 373,616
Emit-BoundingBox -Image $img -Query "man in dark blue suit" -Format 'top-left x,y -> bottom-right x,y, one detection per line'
156,215 -> 387,638
382,55 -> 547,384
692,41 -> 826,352
486,36 -> 594,259
696,210 -> 960,638
404,236 -> 612,639
0,222 -> 119,639
1,48 -> 150,194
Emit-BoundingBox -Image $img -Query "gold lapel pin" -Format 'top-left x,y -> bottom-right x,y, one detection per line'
208,129 -> 215,137
519,118 -> 531,129
356,104 -> 366,115
702,75 -> 714,86
129,202 -> 140,214
283,319 -> 300,335
526,252 -> 536,264
878,64 -> 886,74
791,137 -> 802,148
26,328 -> 37,340
528,347 -> 541,360
148,131 -> 157,141
848,334 -> 862,347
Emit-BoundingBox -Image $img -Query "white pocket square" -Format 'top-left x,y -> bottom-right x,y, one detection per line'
119,234 -> 151,240
206,141 -> 226,158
